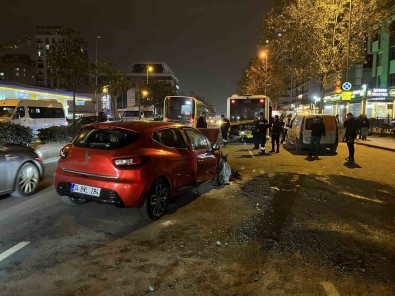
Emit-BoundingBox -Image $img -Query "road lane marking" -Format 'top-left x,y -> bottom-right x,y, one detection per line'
321,281 -> 340,296
248,150 -> 255,158
0,242 -> 30,262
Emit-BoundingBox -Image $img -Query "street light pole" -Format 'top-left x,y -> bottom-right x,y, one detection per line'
139,90 -> 149,120
95,36 -> 101,115
146,66 -> 153,85
259,51 -> 268,95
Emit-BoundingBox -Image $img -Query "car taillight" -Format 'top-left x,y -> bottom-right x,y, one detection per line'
60,148 -> 69,159
113,156 -> 148,168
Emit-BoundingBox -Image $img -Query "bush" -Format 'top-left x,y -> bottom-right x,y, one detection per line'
0,122 -> 33,145
37,124 -> 82,143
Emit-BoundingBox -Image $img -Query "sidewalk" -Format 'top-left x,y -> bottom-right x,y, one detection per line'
354,136 -> 395,152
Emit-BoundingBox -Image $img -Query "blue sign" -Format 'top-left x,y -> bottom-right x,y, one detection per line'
342,82 -> 352,91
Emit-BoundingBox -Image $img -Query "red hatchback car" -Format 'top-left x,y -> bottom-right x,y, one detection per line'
54,121 -> 222,219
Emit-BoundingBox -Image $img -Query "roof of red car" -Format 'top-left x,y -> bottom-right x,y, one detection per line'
87,120 -> 184,133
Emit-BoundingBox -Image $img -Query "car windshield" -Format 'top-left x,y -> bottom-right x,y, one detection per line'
0,106 -> 15,118
73,127 -> 140,150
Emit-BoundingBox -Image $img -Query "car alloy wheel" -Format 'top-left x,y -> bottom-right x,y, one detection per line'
12,163 -> 40,197
139,179 -> 169,220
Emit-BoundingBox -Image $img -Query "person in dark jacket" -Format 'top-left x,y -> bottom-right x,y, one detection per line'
309,116 -> 326,157
97,111 -> 107,122
359,114 -> 369,140
196,112 -> 208,128
257,112 -> 270,155
270,115 -> 283,153
344,112 -> 360,162
252,116 -> 260,149
220,114 -> 230,147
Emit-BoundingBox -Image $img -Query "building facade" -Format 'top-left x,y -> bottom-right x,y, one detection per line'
0,54 -> 36,85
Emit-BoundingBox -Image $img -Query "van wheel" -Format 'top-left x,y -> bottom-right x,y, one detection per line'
295,138 -> 302,154
138,179 -> 169,220
11,162 -> 40,197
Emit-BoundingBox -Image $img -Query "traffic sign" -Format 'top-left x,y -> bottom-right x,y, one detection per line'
389,88 -> 395,97
342,91 -> 353,101
342,82 -> 352,91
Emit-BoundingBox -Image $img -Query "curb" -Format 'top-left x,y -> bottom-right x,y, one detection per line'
355,142 -> 395,152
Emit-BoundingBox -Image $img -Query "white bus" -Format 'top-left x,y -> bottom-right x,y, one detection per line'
0,99 -> 67,135
163,96 -> 209,127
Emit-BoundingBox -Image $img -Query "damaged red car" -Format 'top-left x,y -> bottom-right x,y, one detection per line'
54,121 -> 222,219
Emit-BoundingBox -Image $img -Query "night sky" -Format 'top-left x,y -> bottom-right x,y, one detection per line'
2,0 -> 274,112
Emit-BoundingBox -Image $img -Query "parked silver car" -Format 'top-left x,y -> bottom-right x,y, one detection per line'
0,144 -> 45,197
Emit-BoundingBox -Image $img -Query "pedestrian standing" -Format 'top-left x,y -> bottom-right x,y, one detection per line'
270,115 -> 283,153
196,112 -> 208,128
252,116 -> 260,149
309,116 -> 326,157
344,112 -> 360,162
97,111 -> 107,122
257,112 -> 270,155
359,114 -> 369,140
220,114 -> 230,147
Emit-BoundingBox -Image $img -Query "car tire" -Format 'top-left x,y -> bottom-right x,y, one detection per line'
60,195 -> 88,206
11,162 -> 40,198
138,179 -> 169,220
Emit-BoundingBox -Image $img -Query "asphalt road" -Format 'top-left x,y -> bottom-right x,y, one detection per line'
0,142 -> 393,295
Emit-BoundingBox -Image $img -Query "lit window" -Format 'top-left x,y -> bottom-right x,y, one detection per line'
0,73 -> 4,76
16,72 -> 20,76
46,45 -> 50,50
16,67 -> 19,71
38,51 -> 42,57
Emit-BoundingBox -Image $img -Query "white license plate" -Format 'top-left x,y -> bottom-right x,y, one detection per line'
71,183 -> 101,197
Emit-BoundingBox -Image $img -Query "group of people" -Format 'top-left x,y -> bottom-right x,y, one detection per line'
196,111 -> 367,163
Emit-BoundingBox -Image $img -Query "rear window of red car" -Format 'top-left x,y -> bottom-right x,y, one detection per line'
73,127 -> 140,150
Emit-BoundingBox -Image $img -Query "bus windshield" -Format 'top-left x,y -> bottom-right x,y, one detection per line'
164,96 -> 194,125
0,106 -> 15,118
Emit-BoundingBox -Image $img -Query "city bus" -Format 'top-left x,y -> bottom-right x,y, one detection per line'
226,94 -> 272,141
226,94 -> 272,125
163,96 -> 209,127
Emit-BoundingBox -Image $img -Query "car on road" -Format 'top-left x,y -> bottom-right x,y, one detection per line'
0,144 -> 45,197
54,121 -> 222,220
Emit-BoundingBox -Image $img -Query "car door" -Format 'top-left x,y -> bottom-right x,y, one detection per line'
182,128 -> 217,185
154,128 -> 195,191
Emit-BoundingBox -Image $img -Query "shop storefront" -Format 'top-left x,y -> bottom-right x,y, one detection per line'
323,87 -> 395,120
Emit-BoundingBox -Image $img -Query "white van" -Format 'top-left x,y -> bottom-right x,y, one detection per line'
0,99 -> 67,135
122,105 -> 154,122
286,114 -> 338,153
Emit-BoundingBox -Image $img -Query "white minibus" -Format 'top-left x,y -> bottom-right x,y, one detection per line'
0,99 -> 67,135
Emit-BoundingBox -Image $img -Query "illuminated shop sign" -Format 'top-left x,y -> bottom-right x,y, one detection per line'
323,94 -> 341,102
367,88 -> 388,97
